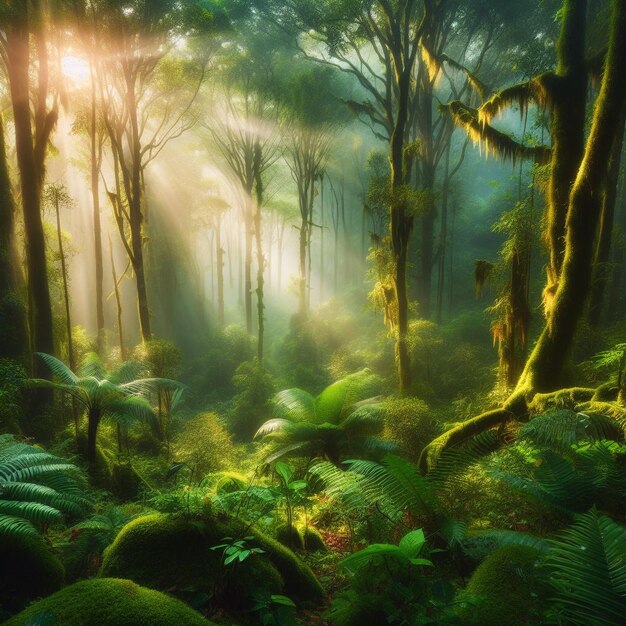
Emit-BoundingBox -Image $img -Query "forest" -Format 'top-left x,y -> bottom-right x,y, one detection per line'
0,0 -> 625,624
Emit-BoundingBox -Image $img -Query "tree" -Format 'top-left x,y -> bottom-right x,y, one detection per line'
94,0 -> 225,341
252,0 -> 435,392
0,114 -> 27,361
0,0 -> 58,379
43,185 -> 75,372
420,0 -> 626,471
208,37 -> 280,353
33,353 -> 178,466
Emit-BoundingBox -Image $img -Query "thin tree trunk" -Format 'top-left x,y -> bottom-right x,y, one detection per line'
0,113 -> 27,361
216,216 -> 225,328
588,109 -> 625,325
90,68 -> 105,354
109,237 -> 126,360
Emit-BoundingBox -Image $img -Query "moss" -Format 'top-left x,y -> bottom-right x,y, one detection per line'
100,513 -> 323,605
301,526 -> 326,552
214,471 -> 248,494
456,545 -> 546,626
592,383 -> 619,402
529,387 -> 595,414
0,533 -> 64,614
276,523 -> 304,550
4,578 -> 214,626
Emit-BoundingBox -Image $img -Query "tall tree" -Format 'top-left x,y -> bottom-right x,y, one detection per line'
0,0 -> 57,378
421,0 -> 626,471
0,113 -> 28,361
95,0 -> 224,341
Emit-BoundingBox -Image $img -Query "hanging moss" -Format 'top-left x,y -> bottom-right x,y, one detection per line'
4,578 -> 215,626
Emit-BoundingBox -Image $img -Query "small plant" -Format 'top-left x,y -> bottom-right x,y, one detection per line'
212,536 -> 266,565
251,593 -> 297,626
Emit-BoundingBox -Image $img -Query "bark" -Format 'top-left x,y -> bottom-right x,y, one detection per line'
545,0 -> 588,284
421,0 -> 626,472
253,141 -> 265,362
5,19 -> 55,377
588,109 -> 625,325
90,71 -> 105,354
109,238 -> 126,360
0,114 -> 28,361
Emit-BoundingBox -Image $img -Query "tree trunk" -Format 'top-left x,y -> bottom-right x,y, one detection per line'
588,109 -> 625,325
216,216 -> 225,328
6,24 -> 55,376
0,114 -> 28,362
109,238 -> 126,360
514,0 -> 626,398
545,0 -> 588,286
90,71 -> 105,354
390,69 -> 413,394
54,196 -> 74,371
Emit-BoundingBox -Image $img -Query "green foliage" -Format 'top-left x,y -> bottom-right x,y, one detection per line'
256,369 -> 390,463
172,412 -> 235,480
212,535 -> 266,565
0,435 -> 89,539
229,360 -> 275,440
0,532 -> 64,615
382,396 -> 439,462
0,359 -> 27,434
545,510 -> 626,626
457,545 -> 547,626
61,505 -> 141,581
4,578 -> 215,626
134,339 -> 183,380
340,529 -> 432,574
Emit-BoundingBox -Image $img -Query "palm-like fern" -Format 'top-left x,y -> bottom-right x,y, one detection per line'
255,369 -> 392,463
0,434 -> 90,539
32,353 -> 182,464
546,509 -> 626,626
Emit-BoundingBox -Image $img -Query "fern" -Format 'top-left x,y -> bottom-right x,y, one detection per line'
520,410 -> 623,452
546,510 -> 626,626
0,435 -> 90,539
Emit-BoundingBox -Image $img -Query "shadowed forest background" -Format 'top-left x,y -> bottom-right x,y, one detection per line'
0,1 -> 625,625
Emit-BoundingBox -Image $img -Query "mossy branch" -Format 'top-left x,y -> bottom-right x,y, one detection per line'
442,101 -> 551,165
418,408 -> 513,473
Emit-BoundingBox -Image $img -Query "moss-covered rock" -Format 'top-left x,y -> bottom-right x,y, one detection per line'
456,545 -> 547,626
4,578 -> 214,626
276,523 -> 304,550
100,513 -> 323,605
0,533 -> 64,614
302,526 -> 326,552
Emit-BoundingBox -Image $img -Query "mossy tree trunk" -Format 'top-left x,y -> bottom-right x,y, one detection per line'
421,0 -> 626,471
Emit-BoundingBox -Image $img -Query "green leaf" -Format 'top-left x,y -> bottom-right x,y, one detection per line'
398,529 -> 426,558
274,461 -> 294,485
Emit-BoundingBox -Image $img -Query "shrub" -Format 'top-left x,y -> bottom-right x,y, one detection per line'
100,512 -> 323,605
382,396 -> 439,462
172,412 -> 235,480
0,533 -> 64,614
4,578 -> 215,626
0,359 -> 26,433
457,544 -> 547,626
229,360 -> 275,441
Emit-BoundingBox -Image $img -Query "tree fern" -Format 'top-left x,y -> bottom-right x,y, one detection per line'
0,435 -> 89,539
546,509 -> 626,626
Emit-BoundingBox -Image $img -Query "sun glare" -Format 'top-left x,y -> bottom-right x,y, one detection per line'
61,55 -> 90,86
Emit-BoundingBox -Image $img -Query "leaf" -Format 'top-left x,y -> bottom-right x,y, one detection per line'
273,388 -> 316,422
546,509 -> 626,626
340,544 -> 406,574
166,463 -> 187,479
274,461 -> 294,485
288,480 -> 308,491
271,595 -> 296,607
398,529 -> 426,558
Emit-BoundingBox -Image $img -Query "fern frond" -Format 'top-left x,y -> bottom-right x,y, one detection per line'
0,500 -> 63,526
272,388 -> 316,422
546,510 -> 626,626
36,352 -> 78,385
0,513 -> 38,539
